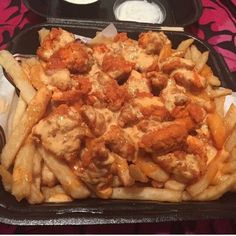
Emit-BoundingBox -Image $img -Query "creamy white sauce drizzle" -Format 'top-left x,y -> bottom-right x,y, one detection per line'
115,0 -> 165,24
63,0 -> 98,5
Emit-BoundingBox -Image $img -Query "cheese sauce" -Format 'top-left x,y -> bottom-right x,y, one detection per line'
114,0 -> 165,24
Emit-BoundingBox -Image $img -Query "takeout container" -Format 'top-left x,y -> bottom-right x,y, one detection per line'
0,0 -> 235,226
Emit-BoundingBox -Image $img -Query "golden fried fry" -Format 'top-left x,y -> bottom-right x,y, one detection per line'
112,187 -> 182,202
39,147 -> 91,199
187,150 -> 229,197
195,51 -> 209,72
177,38 -> 194,52
12,138 -> 35,201
164,179 -> 186,191
225,126 -> 236,152
207,112 -> 227,149
225,104 -> 236,135
0,87 -> 51,169
0,165 -> 13,192
12,96 -> 27,130
42,162 -> 57,187
194,174 -> 236,201
214,96 -> 225,118
0,50 -> 36,103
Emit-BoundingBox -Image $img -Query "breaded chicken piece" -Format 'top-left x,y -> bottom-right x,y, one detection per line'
118,96 -> 170,127
76,141 -> 115,199
103,125 -> 136,162
160,79 -> 189,112
161,57 -> 195,74
101,53 -> 135,81
46,41 -> 93,73
125,70 -> 151,97
153,151 -> 207,184
138,31 -> 170,55
80,105 -> 107,137
139,122 -> 188,155
146,71 -> 169,93
37,28 -> 75,61
33,105 -> 91,161
171,68 -> 207,90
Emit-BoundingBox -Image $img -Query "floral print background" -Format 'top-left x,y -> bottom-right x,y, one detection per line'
0,0 -> 236,233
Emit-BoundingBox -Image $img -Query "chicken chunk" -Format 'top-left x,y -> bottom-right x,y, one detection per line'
160,79 -> 189,112
103,126 -> 136,162
46,41 -> 94,73
33,105 -> 91,161
80,105 -> 107,137
138,31 -> 170,54
161,57 -> 195,74
139,122 -> 188,155
171,68 -> 207,90
125,70 -> 151,97
146,71 -> 169,93
75,141 -> 115,199
153,151 -> 206,184
101,53 -> 135,81
37,28 -> 75,61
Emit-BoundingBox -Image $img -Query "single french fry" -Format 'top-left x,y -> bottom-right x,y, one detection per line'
225,126 -> 236,152
12,96 -> 27,130
39,147 -> 91,199
209,88 -> 232,99
137,156 -> 169,182
112,187 -> 182,202
0,165 -> 13,192
0,87 -> 51,169
208,75 -> 221,87
27,183 -> 44,204
190,45 -> 201,63
177,38 -> 194,52
0,50 -> 36,103
225,104 -> 236,135
164,179 -> 186,191
115,154 -> 134,186
42,185 -> 73,203
184,48 -> 192,60
27,150 -> 44,204
12,138 -> 35,201
42,162 -> 57,187
187,150 -> 229,196
195,51 -> 209,72
214,96 -> 225,118
194,174 -> 236,201
207,112 -> 227,149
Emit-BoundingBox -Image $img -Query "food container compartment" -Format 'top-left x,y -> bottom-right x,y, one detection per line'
23,0 -> 202,26
1,21 -> 236,225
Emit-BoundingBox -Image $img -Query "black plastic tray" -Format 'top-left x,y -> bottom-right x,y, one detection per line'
23,0 -> 202,27
1,21 -> 236,226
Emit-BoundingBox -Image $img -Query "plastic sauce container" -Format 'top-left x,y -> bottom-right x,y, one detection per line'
63,0 -> 99,5
114,0 -> 166,24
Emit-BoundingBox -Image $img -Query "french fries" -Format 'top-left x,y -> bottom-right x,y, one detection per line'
0,87 -> 51,169
1,28 -> 236,205
112,187 -> 182,202
0,165 -> 13,192
0,50 -> 36,104
39,148 -> 91,199
12,138 -> 35,201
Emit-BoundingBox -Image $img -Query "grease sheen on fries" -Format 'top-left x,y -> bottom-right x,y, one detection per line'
1,27 -> 236,204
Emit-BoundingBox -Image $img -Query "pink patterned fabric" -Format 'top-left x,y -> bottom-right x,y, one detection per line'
0,0 -> 236,233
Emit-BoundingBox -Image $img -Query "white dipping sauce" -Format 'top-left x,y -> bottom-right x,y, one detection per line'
115,0 -> 165,24
63,0 -> 98,4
